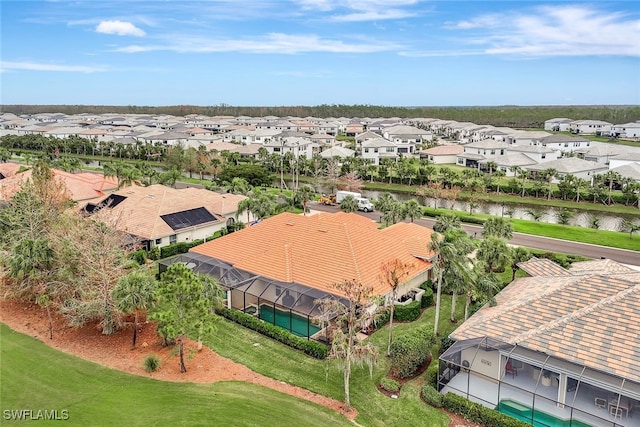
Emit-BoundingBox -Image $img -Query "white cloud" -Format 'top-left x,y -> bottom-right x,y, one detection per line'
96,20 -> 146,37
443,5 -> 640,58
0,61 -> 106,73
114,33 -> 402,54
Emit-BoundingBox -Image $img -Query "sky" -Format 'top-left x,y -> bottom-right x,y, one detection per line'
1,0 -> 639,107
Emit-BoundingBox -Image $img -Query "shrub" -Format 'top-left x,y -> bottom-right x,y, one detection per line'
393,300 -> 421,322
216,307 -> 327,359
389,326 -> 435,378
379,377 -> 400,393
442,393 -> 531,427
148,247 -> 160,261
438,335 -> 455,356
420,283 -> 434,308
143,354 -> 161,373
421,385 -> 442,407
426,361 -> 440,388
131,249 -> 147,265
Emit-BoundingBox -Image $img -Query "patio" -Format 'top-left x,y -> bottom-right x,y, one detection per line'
439,338 -> 639,427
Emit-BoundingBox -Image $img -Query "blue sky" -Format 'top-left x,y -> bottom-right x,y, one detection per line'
1,1 -> 639,106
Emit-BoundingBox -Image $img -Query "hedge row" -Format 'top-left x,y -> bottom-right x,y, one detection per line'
393,300 -> 421,322
441,393 -> 531,427
421,385 -> 442,407
216,307 -> 327,359
420,282 -> 434,308
389,326 -> 435,379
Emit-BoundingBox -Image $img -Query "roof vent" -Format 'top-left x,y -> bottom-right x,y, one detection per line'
146,194 -> 155,198
318,229 -> 328,233
286,222 -> 295,226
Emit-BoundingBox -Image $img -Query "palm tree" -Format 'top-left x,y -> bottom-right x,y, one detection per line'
295,185 -> 315,215
403,199 -> 422,222
542,168 -> 557,200
482,217 -> 513,240
465,263 -> 500,321
373,192 -> 396,216
476,236 -> 512,273
601,171 -> 621,205
433,213 -> 461,233
494,169 -> 506,194
112,269 -> 157,347
225,177 -> 251,195
340,195 -> 359,213
510,247 -> 531,281
429,228 -> 470,334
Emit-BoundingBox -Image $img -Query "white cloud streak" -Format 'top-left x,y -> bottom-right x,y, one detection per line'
96,20 -> 146,37
442,5 -> 640,58
0,61 -> 107,73
114,33 -> 401,54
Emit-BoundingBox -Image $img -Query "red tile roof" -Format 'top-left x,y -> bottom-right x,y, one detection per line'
190,212 -> 433,297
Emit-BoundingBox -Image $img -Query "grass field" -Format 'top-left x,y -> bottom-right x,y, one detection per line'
204,296 -> 465,427
0,297 -> 463,427
0,323 -> 353,427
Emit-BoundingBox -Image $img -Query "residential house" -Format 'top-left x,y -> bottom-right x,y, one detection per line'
382,125 -> 432,156
440,257 -> 640,427
420,145 -> 464,165
361,137 -> 398,165
535,134 -> 592,155
163,212 -> 434,339
0,165 -> 118,203
456,139 -> 510,168
544,118 -> 573,131
569,120 -> 613,136
610,122 -> 640,139
83,184 -> 248,250
319,146 -> 355,159
525,157 -> 608,183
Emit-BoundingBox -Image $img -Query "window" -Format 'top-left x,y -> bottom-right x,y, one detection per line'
169,234 -> 177,244
542,154 -> 546,159
374,148 -> 379,153
155,238 -> 162,245
457,158 -> 464,165
386,147 -> 395,153
273,147 -> 281,152
490,150 -> 496,155
364,148 -> 369,153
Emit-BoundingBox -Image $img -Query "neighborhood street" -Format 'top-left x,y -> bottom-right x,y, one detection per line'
310,204 -> 640,267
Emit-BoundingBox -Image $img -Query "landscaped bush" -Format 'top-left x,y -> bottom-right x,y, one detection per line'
438,336 -> 455,356
130,249 -> 147,265
426,361 -> 439,388
421,384 -> 442,408
393,300 -> 421,322
379,377 -> 400,393
143,354 -> 161,373
389,326 -> 435,378
148,247 -> 160,261
216,307 -> 327,359
420,282 -> 434,308
442,393 -> 530,427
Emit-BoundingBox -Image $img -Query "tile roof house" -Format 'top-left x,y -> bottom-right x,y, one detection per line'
419,145 -> 464,164
169,212 -> 435,339
440,257 -> 640,427
83,184 -> 247,249
0,165 -> 118,203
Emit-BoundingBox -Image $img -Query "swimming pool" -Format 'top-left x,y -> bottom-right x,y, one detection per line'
258,304 -> 320,338
498,399 -> 593,427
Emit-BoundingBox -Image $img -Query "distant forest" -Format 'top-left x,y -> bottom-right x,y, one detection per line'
2,104 -> 639,128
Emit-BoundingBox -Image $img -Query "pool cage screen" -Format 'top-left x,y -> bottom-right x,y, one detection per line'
159,253 -> 349,340
439,337 -> 640,427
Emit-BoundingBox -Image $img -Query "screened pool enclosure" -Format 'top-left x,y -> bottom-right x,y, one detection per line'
439,337 -> 640,427
159,253 -> 348,340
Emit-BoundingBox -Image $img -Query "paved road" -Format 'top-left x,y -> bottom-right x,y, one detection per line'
310,203 -> 640,266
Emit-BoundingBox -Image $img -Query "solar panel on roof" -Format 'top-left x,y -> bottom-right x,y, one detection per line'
83,193 -> 127,214
160,207 -> 217,231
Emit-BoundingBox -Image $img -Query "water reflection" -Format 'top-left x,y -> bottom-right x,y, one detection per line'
360,190 -> 628,232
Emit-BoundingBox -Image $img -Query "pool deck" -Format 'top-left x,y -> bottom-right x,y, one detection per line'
442,372 -> 638,427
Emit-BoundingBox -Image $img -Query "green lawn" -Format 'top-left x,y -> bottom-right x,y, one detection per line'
205,295 -> 465,427
0,296 -> 464,426
0,323 -> 353,427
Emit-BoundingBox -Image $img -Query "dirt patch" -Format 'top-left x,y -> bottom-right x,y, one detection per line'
0,299 -> 357,420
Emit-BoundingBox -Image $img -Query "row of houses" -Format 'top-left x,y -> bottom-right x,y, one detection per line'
2,112 -> 639,185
